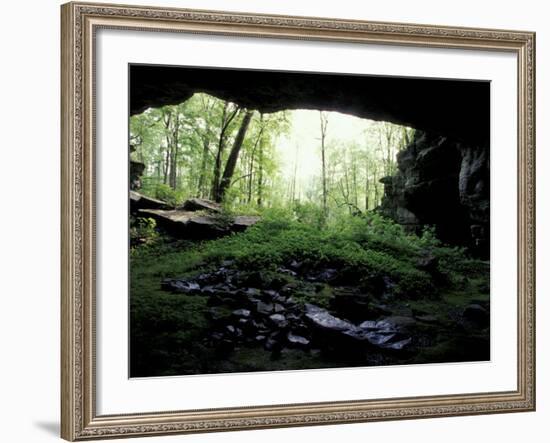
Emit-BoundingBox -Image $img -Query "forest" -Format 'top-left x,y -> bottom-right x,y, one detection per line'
129,92 -> 490,377
130,93 -> 413,217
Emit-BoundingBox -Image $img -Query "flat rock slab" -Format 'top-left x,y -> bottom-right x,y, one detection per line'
139,209 -> 260,238
180,198 -> 221,213
130,191 -> 174,211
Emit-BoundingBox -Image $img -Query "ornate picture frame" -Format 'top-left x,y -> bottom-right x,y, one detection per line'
61,2 -> 535,440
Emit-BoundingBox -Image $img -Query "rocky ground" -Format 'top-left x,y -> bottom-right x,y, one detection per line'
133,257 -> 490,376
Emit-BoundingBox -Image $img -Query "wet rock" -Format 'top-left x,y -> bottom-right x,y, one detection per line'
277,267 -> 297,277
273,303 -> 286,313
357,320 -> 378,329
269,313 -> 288,329
256,301 -> 274,315
161,278 -> 201,294
251,320 -> 267,331
288,260 -> 303,271
200,285 -> 217,295
262,289 -> 279,300
308,268 -> 338,283
287,332 -> 310,348
351,318 -> 414,351
304,303 -> 356,333
232,309 -> 251,318
285,297 -> 297,306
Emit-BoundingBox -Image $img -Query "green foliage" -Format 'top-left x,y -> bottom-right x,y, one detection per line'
153,183 -> 185,206
130,217 -> 159,247
133,211 -> 476,300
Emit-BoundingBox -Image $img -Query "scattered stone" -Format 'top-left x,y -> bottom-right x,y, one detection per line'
277,267 -> 297,277
308,268 -> 338,283
256,301 -> 274,315
269,313 -> 288,328
161,278 -> 200,294
232,309 -> 251,318
287,332 -> 310,348
304,303 -> 356,333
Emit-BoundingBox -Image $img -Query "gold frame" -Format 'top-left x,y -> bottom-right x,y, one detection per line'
61,2 -> 536,440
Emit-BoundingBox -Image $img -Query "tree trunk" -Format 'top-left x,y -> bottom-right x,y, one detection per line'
320,112 -> 329,218
211,103 -> 239,200
168,113 -> 179,190
215,110 -> 254,202
257,135 -> 264,207
197,139 -> 210,197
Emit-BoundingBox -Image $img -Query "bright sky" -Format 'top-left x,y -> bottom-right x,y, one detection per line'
275,109 -> 376,198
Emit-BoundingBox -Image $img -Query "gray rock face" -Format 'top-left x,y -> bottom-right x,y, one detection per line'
379,131 -> 489,258
304,304 -> 414,352
130,190 -> 173,212
287,332 -> 310,348
137,208 -> 260,239
304,303 -> 356,333
180,198 -> 221,213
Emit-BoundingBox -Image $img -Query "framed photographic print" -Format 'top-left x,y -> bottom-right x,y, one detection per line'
61,1 -> 536,440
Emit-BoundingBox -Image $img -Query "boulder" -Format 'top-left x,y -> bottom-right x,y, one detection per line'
161,278 -> 200,294
268,313 -> 288,329
130,191 -> 173,212
137,209 -> 260,238
304,303 -> 356,334
180,198 -> 221,213
287,332 -> 310,348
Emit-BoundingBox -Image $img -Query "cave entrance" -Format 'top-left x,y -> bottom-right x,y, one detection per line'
129,65 -> 492,378
130,64 -> 489,256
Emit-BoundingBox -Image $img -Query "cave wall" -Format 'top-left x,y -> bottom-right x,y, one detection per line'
130,65 -> 490,146
379,131 -> 489,258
